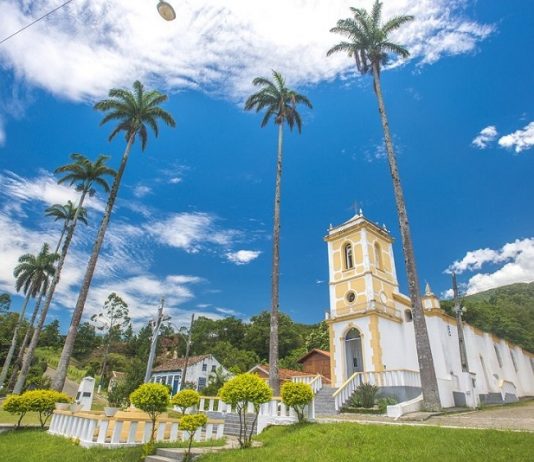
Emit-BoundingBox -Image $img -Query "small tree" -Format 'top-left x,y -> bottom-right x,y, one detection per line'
356,383 -> 379,408
180,413 -> 208,461
281,382 -> 313,423
218,373 -> 272,448
3,394 -> 29,428
24,389 -> 70,428
130,383 -> 170,443
171,389 -> 200,415
107,381 -> 130,409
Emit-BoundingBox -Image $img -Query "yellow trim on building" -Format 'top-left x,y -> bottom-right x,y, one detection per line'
369,314 -> 383,372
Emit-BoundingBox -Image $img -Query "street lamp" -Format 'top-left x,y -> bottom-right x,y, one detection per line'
157,1 -> 176,21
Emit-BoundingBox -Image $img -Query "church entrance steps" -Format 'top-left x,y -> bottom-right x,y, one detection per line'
314,386 -> 338,416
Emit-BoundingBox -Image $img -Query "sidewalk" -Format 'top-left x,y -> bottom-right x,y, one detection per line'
317,399 -> 534,432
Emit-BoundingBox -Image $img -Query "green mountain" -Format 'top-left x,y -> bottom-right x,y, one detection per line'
441,282 -> 534,353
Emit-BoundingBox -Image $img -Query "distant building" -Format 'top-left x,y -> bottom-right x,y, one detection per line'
107,370 -> 126,393
150,354 -> 227,394
249,364 -> 315,383
297,349 -> 331,381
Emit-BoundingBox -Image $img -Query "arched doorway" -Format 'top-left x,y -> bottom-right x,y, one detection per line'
345,328 -> 363,377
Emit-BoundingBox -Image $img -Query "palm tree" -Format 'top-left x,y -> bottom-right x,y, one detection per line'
14,155 -> 114,393
52,81 -> 176,391
0,244 -> 58,390
45,201 -> 89,253
244,71 -> 312,394
327,1 -> 441,410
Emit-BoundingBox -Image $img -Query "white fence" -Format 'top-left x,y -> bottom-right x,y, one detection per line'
48,410 -> 224,448
333,369 -> 421,411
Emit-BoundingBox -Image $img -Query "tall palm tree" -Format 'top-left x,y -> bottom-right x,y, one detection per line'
14,155 -> 114,393
244,71 -> 312,394
52,81 -> 176,391
9,202 -> 89,391
45,201 -> 89,253
0,244 -> 58,390
327,1 -> 441,410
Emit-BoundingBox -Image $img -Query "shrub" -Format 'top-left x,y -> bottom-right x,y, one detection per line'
355,383 -> 379,408
180,414 -> 208,461
171,389 -> 200,415
107,381 -> 130,408
377,396 -> 397,413
281,382 -> 313,423
24,389 -> 71,428
130,383 -> 170,443
218,373 -> 272,448
3,394 -> 29,428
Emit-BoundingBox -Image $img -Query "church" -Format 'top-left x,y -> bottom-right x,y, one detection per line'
325,212 -> 534,409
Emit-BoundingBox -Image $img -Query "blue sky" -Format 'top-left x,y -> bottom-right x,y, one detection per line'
0,0 -> 533,330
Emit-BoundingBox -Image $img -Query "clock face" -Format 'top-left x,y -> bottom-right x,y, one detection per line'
346,291 -> 356,303
380,291 -> 388,304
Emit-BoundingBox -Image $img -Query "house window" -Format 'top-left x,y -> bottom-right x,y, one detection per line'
211,365 -> 216,372
202,363 -> 207,372
198,377 -> 207,390
510,351 -> 518,372
494,345 -> 503,368
343,243 -> 353,270
374,242 -> 383,271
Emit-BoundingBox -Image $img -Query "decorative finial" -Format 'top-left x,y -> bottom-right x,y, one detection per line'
425,281 -> 433,296
359,208 -> 363,216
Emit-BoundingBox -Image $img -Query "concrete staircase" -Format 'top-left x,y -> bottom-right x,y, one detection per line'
314,386 -> 338,416
223,412 -> 257,436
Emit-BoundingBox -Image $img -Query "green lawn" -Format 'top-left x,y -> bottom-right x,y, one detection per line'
1,423 -> 532,462
201,423 -> 534,462
0,410 -> 41,426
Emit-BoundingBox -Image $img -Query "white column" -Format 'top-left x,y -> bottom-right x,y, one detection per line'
127,422 -> 138,444
96,420 -> 109,444
111,420 -> 123,444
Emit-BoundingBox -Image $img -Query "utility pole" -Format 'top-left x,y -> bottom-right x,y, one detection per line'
179,313 -> 195,391
452,273 -> 469,372
144,298 -> 169,383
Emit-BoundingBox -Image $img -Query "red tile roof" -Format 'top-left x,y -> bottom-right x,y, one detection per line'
249,364 -> 314,380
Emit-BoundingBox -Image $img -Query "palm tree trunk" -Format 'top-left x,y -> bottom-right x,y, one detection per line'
371,63 -> 441,411
53,134 -> 135,392
54,224 -> 68,254
7,288 -> 45,390
0,288 -> 33,390
269,123 -> 283,395
14,190 -> 88,393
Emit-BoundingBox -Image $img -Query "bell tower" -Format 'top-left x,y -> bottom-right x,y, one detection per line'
325,211 -> 400,319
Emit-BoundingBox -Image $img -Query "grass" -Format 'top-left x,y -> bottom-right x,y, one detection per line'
0,429 -> 225,462
0,410 -> 42,426
35,347 -> 96,383
200,423 -> 534,462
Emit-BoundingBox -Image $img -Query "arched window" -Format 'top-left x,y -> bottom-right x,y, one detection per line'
374,242 -> 383,270
345,328 -> 363,375
344,243 -> 354,269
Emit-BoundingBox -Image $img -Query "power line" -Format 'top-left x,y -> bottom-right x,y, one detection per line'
0,0 -> 75,46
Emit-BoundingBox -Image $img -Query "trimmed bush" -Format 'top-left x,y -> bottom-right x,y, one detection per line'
180,413 -> 208,461
3,394 -> 30,428
3,389 -> 70,428
171,389 -> 200,415
281,381 -> 313,422
130,383 -> 170,443
218,373 -> 272,448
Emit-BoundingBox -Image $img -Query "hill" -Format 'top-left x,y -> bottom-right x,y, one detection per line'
440,282 -> 534,353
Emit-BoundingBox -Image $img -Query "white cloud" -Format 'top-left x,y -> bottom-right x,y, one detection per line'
447,238 -> 534,294
133,185 -> 152,198
498,122 -> 534,153
0,1 -> 492,103
0,170 -> 105,212
148,212 -> 240,253
0,118 -> 5,146
226,250 -> 261,265
472,125 -> 498,149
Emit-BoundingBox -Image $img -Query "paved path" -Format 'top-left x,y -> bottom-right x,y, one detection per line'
317,400 -> 534,432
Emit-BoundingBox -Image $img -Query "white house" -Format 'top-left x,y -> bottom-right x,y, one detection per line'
326,212 -> 534,408
150,354 -> 227,394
